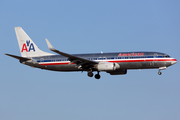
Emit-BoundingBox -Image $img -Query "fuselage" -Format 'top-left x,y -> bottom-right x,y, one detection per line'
24,51 -> 177,72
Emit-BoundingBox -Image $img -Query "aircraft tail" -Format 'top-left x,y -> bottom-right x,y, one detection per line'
15,27 -> 54,57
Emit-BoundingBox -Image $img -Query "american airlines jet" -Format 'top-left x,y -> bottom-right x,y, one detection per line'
5,27 -> 177,79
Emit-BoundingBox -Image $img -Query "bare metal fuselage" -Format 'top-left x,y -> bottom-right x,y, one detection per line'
22,52 -> 176,72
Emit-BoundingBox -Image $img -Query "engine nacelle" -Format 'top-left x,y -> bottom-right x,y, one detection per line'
107,69 -> 127,75
96,62 -> 120,71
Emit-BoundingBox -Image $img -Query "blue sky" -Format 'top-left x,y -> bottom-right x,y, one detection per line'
1,0 -> 180,120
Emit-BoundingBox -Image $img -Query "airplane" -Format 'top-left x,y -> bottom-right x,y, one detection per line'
5,27 -> 177,79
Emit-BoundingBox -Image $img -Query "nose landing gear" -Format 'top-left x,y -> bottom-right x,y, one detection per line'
158,67 -> 167,75
158,71 -> 162,75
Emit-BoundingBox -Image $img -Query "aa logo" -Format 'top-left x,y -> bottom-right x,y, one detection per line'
21,40 -> 35,52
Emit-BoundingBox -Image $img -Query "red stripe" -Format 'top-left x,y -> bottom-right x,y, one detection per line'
39,58 -> 177,66
156,59 -> 177,61
40,62 -> 75,66
108,58 -> 177,63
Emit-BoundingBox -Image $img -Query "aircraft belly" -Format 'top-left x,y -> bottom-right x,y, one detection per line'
119,62 -> 143,69
118,61 -> 171,69
153,61 -> 171,67
54,64 -> 79,71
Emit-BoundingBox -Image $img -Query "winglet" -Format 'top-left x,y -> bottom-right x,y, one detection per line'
45,39 -> 55,50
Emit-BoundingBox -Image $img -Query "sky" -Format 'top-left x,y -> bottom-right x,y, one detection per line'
0,0 -> 180,120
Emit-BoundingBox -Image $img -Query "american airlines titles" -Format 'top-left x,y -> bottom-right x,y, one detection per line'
118,53 -> 144,56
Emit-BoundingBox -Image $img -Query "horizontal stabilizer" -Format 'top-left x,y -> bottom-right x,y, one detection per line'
5,53 -> 31,61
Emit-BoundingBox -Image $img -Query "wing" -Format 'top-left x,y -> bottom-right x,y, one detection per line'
45,39 -> 98,69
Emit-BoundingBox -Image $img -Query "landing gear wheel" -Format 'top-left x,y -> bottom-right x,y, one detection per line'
95,74 -> 100,79
158,72 -> 162,75
87,72 -> 93,77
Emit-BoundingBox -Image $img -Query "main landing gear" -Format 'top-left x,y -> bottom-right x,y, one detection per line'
95,72 -> 100,79
87,71 -> 101,79
87,71 -> 93,77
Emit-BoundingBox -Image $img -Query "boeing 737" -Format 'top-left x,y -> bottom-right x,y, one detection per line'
5,27 -> 177,79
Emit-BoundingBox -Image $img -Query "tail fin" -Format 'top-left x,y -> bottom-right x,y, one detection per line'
15,27 -> 54,57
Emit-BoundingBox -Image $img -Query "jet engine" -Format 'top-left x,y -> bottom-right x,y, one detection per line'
96,62 -> 120,71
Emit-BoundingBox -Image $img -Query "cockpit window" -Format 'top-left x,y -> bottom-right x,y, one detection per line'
163,55 -> 170,58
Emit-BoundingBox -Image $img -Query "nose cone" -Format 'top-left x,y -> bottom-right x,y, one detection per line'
171,59 -> 177,65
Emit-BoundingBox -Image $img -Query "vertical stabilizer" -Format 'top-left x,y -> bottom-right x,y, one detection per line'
15,27 -> 54,57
